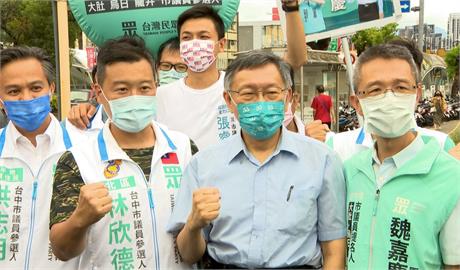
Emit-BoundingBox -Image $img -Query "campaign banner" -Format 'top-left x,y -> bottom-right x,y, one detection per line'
69,0 -> 240,56
278,0 -> 402,42
86,47 -> 96,70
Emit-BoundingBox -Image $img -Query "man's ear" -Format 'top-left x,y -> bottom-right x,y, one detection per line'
49,82 -> 56,95
416,83 -> 422,104
223,91 -> 237,117
350,95 -> 364,116
217,38 -> 226,53
95,84 -> 104,104
286,89 -> 293,103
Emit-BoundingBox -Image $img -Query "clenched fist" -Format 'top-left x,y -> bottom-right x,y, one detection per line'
305,120 -> 330,142
73,183 -> 112,228
187,188 -> 221,232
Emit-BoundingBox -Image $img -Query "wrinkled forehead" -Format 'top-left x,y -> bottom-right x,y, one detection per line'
231,64 -> 285,89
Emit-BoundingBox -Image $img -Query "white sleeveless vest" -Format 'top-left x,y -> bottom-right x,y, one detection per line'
65,104 -> 105,146
70,121 -> 192,270
0,116 -> 78,270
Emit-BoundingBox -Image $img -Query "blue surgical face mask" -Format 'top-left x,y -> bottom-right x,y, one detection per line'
158,70 -> 186,86
102,92 -> 157,133
236,101 -> 285,140
2,94 -> 51,132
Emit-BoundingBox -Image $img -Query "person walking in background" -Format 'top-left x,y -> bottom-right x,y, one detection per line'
432,90 -> 447,130
311,85 -> 335,129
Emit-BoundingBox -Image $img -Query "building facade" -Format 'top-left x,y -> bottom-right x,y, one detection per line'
398,24 -> 444,51
447,13 -> 460,49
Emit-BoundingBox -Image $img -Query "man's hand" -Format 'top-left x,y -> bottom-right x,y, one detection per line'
50,182 -> 112,261
72,183 -> 112,229
449,143 -> 460,160
187,188 -> 220,232
305,120 -> 330,142
67,103 -> 97,130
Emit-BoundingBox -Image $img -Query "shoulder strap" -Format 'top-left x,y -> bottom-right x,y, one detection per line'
60,122 -> 73,150
0,128 -> 6,157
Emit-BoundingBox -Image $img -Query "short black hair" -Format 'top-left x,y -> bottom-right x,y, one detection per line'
353,44 -> 420,91
96,36 -> 156,85
387,38 -> 423,73
0,46 -> 55,84
316,85 -> 325,93
157,37 -> 180,61
177,5 -> 225,39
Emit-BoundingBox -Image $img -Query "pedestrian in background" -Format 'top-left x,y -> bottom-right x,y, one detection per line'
432,90 -> 447,130
311,85 -> 335,129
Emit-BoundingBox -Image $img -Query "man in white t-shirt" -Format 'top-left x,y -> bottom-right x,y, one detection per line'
158,2 -> 307,149
156,5 -> 233,149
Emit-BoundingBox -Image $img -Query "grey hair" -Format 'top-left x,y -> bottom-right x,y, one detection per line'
224,50 -> 293,91
353,44 -> 421,92
0,46 -> 55,84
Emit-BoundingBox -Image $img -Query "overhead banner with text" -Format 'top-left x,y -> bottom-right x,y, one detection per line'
278,0 -> 402,42
69,0 -> 240,56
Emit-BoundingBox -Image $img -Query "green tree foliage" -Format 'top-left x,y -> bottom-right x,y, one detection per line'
445,46 -> 459,97
445,46 -> 459,80
0,0 -> 81,61
352,23 -> 399,55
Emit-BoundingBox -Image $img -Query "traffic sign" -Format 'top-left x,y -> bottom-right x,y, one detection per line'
400,0 -> 410,13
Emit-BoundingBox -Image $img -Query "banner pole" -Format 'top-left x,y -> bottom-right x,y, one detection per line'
56,0 -> 71,120
341,36 -> 355,96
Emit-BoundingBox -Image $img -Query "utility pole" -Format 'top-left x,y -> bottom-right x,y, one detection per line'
417,0 -> 424,52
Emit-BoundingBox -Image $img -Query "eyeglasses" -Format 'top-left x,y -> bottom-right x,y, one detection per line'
158,62 -> 188,73
357,84 -> 416,99
228,87 -> 288,102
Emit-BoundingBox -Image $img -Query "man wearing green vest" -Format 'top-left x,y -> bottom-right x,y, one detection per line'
345,44 -> 460,270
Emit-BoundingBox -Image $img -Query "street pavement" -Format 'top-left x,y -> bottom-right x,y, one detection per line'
432,119 -> 460,134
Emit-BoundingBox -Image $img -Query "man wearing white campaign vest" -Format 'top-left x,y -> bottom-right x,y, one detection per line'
0,47 -> 76,269
49,37 -> 195,270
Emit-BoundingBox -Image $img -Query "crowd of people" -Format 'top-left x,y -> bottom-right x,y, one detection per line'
0,1 -> 460,270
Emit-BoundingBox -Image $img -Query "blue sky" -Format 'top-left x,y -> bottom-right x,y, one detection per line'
239,0 -> 460,33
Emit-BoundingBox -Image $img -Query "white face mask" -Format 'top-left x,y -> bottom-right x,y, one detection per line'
359,92 -> 417,138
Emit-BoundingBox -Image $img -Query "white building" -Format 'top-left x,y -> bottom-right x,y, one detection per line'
447,13 -> 460,49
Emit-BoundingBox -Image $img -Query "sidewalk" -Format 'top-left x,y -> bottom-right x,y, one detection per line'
431,119 -> 460,134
